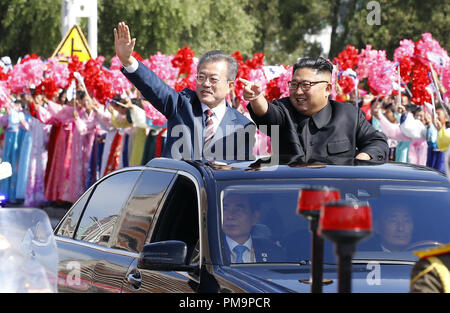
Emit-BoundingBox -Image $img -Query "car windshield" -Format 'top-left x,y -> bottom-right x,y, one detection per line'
218,179 -> 450,265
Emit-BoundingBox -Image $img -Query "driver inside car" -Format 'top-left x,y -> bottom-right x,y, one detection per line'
374,206 -> 414,252
222,192 -> 285,263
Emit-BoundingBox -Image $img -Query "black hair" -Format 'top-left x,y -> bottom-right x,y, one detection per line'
15,99 -> 25,109
293,57 -> 333,76
383,103 -> 395,113
197,50 -> 238,81
370,98 -> 379,107
58,89 -> 67,104
413,106 -> 423,114
131,98 -> 142,109
435,103 -> 450,115
112,94 -> 122,102
435,103 -> 450,127
76,90 -> 86,100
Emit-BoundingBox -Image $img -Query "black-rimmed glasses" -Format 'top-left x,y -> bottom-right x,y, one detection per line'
288,80 -> 329,91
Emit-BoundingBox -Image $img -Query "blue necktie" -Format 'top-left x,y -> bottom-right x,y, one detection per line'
233,245 -> 248,263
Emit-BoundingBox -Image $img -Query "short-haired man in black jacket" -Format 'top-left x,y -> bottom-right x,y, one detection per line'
240,57 -> 389,162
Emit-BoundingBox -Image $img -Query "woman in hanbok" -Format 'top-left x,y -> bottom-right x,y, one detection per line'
0,100 -> 27,203
428,105 -> 450,173
60,90 -> 102,204
91,97 -> 127,178
34,95 -> 75,203
15,102 -> 33,201
437,123 -> 450,152
372,103 -> 411,163
105,96 -> 146,167
398,106 -> 429,166
24,95 -> 51,206
42,90 -> 67,196
126,98 -> 149,166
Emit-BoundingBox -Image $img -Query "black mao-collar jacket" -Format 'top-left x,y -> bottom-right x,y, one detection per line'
248,97 -> 389,163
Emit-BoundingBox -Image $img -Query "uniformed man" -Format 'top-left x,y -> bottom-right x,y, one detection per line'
410,244 -> 450,293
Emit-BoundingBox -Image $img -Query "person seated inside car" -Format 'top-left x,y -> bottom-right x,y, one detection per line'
373,206 -> 414,252
222,192 -> 285,263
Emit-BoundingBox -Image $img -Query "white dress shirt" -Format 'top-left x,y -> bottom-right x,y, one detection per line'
123,56 -> 139,73
201,102 -> 227,135
226,236 -> 254,263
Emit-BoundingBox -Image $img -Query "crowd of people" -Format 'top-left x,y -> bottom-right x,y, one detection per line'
0,26 -> 448,209
368,93 -> 449,172
0,67 -> 448,209
0,22 -> 448,294
0,87 -> 168,207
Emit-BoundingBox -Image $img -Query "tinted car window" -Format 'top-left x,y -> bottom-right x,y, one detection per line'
56,189 -> 92,238
151,175 -> 199,263
75,170 -> 141,245
111,170 -> 175,253
219,180 -> 450,264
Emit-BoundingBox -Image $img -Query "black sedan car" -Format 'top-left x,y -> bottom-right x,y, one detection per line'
54,157 -> 450,292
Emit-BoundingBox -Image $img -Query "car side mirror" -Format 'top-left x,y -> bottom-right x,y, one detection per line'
137,240 -> 197,272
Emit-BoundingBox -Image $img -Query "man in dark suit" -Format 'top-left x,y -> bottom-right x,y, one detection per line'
240,57 -> 389,162
222,192 -> 285,263
114,22 -> 255,161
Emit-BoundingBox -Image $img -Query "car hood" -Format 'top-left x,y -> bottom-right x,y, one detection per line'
221,263 -> 413,293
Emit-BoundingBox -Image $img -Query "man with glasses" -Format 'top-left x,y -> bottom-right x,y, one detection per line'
241,57 -> 388,162
114,22 -> 255,161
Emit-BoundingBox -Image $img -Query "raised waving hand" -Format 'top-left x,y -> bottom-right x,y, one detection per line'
114,22 -> 136,67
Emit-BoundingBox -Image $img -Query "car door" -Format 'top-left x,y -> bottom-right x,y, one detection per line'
55,169 -> 142,292
122,172 -> 202,293
91,168 -> 176,292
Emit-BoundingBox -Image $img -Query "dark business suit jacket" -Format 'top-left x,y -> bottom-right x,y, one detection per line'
248,97 -> 389,162
223,237 -> 286,263
122,60 -> 255,161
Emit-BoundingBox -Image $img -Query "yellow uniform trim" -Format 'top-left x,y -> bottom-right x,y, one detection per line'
410,264 -> 437,288
428,256 -> 450,293
410,257 -> 450,293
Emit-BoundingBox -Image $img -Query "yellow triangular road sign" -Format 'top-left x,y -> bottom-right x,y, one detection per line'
52,25 -> 92,63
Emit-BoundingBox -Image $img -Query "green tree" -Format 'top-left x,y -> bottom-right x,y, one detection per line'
0,0 -> 61,62
0,0 -> 448,67
276,0 -> 331,64
245,0 -> 332,65
186,0 -> 257,57
98,0 -> 258,63
328,0 -> 359,59
329,0 -> 450,59
241,0 -> 283,64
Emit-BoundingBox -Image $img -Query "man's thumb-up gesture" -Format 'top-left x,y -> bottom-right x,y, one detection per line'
114,22 -> 136,67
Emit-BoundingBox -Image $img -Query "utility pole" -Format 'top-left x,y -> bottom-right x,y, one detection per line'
61,0 -> 98,58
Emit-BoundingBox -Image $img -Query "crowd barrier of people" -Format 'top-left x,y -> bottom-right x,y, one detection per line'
0,31 -> 449,209
0,80 -> 448,209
